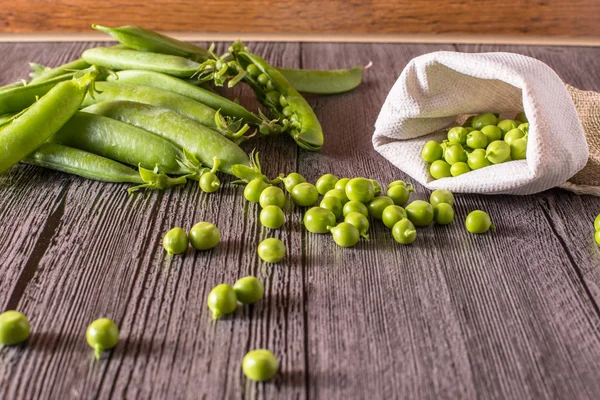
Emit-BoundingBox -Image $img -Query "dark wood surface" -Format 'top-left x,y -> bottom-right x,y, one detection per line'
1,41 -> 600,400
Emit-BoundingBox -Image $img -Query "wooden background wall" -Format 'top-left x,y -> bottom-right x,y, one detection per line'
1,0 -> 599,42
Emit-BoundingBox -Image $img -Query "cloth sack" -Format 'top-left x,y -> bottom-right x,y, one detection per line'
373,51 -> 599,195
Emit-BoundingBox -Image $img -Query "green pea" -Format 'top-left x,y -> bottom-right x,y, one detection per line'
257,238 -> 286,263
447,127 -> 469,145
233,276 -> 264,304
392,218 -> 417,245
259,186 -> 286,209
0,311 -> 30,346
421,140 -> 443,163
429,189 -> 454,207
497,119 -> 518,136
86,318 -> 119,359
465,210 -> 495,233
430,160 -> 452,180
486,140 -> 511,164
450,162 -> 471,176
386,184 -> 411,206
163,227 -> 188,255
342,200 -> 369,218
320,196 -> 343,220
480,125 -> 502,142
434,203 -> 454,225
382,205 -> 407,229
283,172 -> 306,192
334,177 -> 351,191
329,222 -> 360,247
291,182 -> 318,207
344,212 -> 370,239
324,188 -> 349,204
472,112 -> 497,130
242,349 -> 279,382
368,196 -> 395,220
466,130 -> 488,149
199,172 -> 220,193
594,214 -> 600,231
387,180 -> 413,190
345,178 -> 375,203
245,178 -> 270,203
279,94 -> 288,108
369,179 -> 382,197
257,73 -> 269,86
405,200 -> 434,227
315,173 -> 339,195
444,143 -> 467,165
595,230 -> 600,245
510,138 -> 527,160
282,105 -> 294,117
189,222 -> 220,250
515,112 -> 528,123
246,64 -> 260,77
467,149 -> 491,170
260,205 -> 285,229
207,283 -> 238,319
304,207 -> 336,234
518,123 -> 529,135
504,128 -> 524,145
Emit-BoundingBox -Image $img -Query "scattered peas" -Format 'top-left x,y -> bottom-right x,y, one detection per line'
0,310 -> 30,346
245,178 -> 270,202
315,173 -> 339,195
291,182 -> 318,207
304,207 -> 336,234
207,284 -> 238,319
283,172 -> 306,193
257,238 -> 286,263
260,206 -> 285,229
242,349 -> 279,382
233,276 -> 264,304
382,205 -> 408,229
329,222 -> 360,247
324,188 -> 349,204
259,186 -> 285,209
368,196 -> 395,220
405,200 -> 434,227
434,203 -> 454,225
429,189 -> 454,207
86,318 -> 119,359
342,200 -> 369,218
345,178 -> 375,203
189,222 -> 220,250
392,218 -> 417,245
344,212 -> 370,239
199,171 -> 220,193
386,184 -> 412,206
319,196 -> 343,220
334,177 -> 351,191
163,227 -> 188,255
465,210 -> 495,233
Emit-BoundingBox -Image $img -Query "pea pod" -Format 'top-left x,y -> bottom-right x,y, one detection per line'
0,67 -> 100,174
93,24 -> 209,62
51,111 -> 193,176
29,58 -> 91,84
81,101 -> 249,174
0,80 -> 27,93
0,73 -> 73,115
276,65 -> 366,95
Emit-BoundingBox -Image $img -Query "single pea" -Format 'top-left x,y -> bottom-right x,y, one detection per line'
264,90 -> 280,106
434,203 -> 454,225
163,227 -> 188,255
510,138 -> 527,160
382,205 -> 407,229
207,284 -> 238,319
480,125 -> 502,142
86,318 -> 119,359
283,172 -> 306,192
324,188 -> 349,204
447,127 -> 469,145
462,115 -> 475,128
0,310 -> 30,346
259,186 -> 286,209
344,212 -> 370,239
386,184 -> 411,206
368,196 -> 395,220
345,178 -> 375,203
594,214 -> 600,231
405,200 -> 434,227
246,64 -> 260,77
472,113 -> 497,130
291,182 -> 318,207
282,105 -> 294,118
421,140 -> 443,163
430,160 -> 452,180
518,123 -> 529,135
189,222 -> 220,250
515,112 -> 528,123
257,238 -> 286,263
369,179 -> 382,197
242,349 -> 279,382
334,178 -> 351,191
342,200 -> 369,218
486,140 -> 511,164
320,196 -> 344,220
466,130 -> 488,149
245,178 -> 270,203
429,189 -> 454,207
444,143 -> 467,165
467,149 -> 492,170
497,119 -> 519,136
595,230 -> 600,245
260,206 -> 285,229
329,222 -> 360,247
304,207 -> 336,234
465,210 -> 495,233
315,173 -> 339,195
233,276 -> 264,305
387,180 -> 414,190
392,218 -> 417,245
504,128 -> 525,145
199,172 -> 220,193
450,162 -> 471,176
279,94 -> 288,108
257,73 -> 269,86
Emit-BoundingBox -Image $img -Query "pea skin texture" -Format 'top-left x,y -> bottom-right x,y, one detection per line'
465,210 -> 495,233
324,188 -> 349,204
481,125 -> 502,142
510,138 -> 527,160
315,174 -> 339,195
233,276 -> 265,304
199,172 -> 220,193
207,284 -> 238,319
466,130 -> 488,149
291,183 -> 318,207
86,318 -> 119,359
468,149 -> 491,170
259,186 -> 285,208
429,189 -> 454,207
434,203 -> 455,225
0,310 -> 30,346
245,178 -> 270,203
368,196 -> 395,220
334,178 -> 351,191
450,162 -> 470,177
421,140 -> 443,163
189,222 -> 220,250
329,222 -> 360,248
260,205 -> 285,229
504,128 -> 524,145
386,184 -> 411,206
447,127 -> 469,145
486,140 -> 511,164
382,205 -> 408,229
344,212 -> 370,239
283,172 -> 306,192
472,113 -> 497,130
258,238 -> 286,263
163,227 -> 188,255
304,207 -> 336,234
497,119 -> 518,135
430,160 -> 452,180
444,144 -> 467,165
345,178 -> 375,203
242,349 -> 279,382
405,200 -> 434,227
343,200 -> 369,218
320,196 -> 343,220
392,218 -> 417,245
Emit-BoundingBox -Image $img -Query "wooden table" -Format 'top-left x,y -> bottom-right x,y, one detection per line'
1,41 -> 600,400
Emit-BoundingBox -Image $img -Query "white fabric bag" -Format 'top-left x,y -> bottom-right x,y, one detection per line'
372,51 -> 589,195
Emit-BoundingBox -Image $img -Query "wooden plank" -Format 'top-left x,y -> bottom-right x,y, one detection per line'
1,0 -> 599,38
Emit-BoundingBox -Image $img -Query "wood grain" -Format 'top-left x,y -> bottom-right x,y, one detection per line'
1,41 -> 600,399
0,0 -> 599,38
